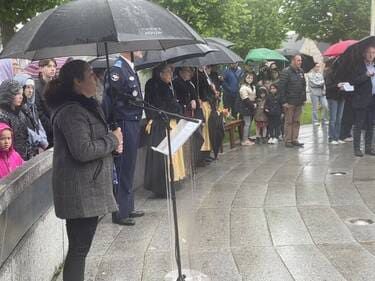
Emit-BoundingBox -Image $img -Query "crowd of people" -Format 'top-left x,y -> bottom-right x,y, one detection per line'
0,47 -> 375,280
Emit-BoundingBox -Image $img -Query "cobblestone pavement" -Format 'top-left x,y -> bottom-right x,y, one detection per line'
59,125 -> 375,281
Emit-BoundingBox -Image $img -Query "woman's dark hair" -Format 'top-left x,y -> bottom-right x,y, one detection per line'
269,83 -> 278,90
241,71 -> 256,85
45,60 -> 90,109
38,58 -> 57,68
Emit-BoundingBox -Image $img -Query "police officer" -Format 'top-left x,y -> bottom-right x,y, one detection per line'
102,52 -> 144,226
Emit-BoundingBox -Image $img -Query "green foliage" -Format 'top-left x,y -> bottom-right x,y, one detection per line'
0,0 -> 67,45
152,0 -> 287,57
282,0 -> 371,43
0,0 -> 66,24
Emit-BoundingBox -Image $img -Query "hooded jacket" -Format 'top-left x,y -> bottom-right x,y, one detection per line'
14,74 -> 49,153
0,80 -> 30,160
0,123 -> 24,179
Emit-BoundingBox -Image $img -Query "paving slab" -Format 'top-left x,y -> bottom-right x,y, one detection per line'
298,207 -> 355,244
277,245 -> 346,281
265,207 -> 313,246
319,243 -> 375,281
232,246 -> 294,281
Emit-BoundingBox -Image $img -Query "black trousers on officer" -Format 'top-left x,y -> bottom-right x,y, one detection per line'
114,120 -> 140,219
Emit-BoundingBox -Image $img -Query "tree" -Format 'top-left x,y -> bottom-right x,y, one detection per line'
282,0 -> 371,43
152,0 -> 287,57
0,0 -> 67,46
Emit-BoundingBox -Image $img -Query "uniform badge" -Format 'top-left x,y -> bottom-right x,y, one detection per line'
111,73 -> 120,81
132,90 -> 138,97
129,76 -> 135,81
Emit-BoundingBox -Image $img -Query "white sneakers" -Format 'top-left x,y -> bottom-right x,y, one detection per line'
268,138 -> 279,144
329,140 -> 346,145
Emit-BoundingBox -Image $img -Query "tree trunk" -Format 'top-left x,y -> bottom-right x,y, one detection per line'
0,21 -> 15,48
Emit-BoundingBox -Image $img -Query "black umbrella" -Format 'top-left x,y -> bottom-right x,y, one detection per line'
134,43 -> 218,71
0,0 -> 205,60
277,48 -> 315,73
334,36 -> 375,81
174,41 -> 243,67
206,37 -> 235,48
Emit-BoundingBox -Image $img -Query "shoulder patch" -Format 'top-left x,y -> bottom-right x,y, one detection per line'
114,60 -> 123,67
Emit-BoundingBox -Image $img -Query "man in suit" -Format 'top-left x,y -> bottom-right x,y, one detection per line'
102,52 -> 145,225
350,45 -> 375,157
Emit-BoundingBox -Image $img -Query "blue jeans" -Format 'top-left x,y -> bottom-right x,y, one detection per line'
328,99 -> 345,141
311,95 -> 329,123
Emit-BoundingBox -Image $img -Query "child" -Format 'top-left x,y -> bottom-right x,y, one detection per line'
254,87 -> 268,144
239,72 -> 256,145
265,84 -> 282,144
0,122 -> 24,179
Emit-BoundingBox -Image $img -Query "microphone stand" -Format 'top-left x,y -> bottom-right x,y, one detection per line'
129,99 -> 200,281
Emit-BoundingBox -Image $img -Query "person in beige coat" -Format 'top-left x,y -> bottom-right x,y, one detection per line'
239,72 -> 257,145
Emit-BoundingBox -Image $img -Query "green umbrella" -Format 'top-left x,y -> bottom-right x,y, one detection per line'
245,48 -> 288,63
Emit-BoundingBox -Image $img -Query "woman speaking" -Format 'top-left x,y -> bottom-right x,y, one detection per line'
45,60 -> 122,281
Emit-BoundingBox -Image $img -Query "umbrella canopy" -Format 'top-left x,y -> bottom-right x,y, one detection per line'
245,48 -> 288,63
134,43 -> 218,71
0,0 -> 205,60
23,57 -> 69,78
277,48 -> 315,73
323,40 -> 358,57
334,36 -> 375,81
206,37 -> 235,48
174,42 -> 242,67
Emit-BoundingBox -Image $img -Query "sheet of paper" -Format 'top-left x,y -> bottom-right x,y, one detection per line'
342,82 -> 354,92
152,119 -> 202,156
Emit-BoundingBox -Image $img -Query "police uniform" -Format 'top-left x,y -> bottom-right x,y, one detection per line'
102,56 -> 143,220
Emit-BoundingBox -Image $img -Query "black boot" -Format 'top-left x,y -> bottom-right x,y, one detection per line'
353,125 -> 363,157
365,126 -> 375,155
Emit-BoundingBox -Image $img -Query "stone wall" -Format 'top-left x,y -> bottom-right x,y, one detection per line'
0,146 -> 147,281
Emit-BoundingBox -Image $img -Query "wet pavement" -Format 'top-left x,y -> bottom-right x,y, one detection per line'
58,125 -> 375,281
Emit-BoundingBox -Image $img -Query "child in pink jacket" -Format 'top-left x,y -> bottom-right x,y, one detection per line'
0,122 -> 24,179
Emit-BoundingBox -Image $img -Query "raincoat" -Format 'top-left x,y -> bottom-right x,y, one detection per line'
0,123 -> 24,179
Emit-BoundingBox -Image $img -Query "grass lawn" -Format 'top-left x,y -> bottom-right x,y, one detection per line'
222,103 -> 313,144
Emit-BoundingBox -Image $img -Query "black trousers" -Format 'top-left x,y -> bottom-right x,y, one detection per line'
340,95 -> 354,139
63,216 -> 98,281
268,115 -> 281,138
223,93 -> 237,118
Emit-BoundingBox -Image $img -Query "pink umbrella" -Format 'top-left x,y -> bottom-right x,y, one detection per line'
323,40 -> 358,57
23,57 -> 69,78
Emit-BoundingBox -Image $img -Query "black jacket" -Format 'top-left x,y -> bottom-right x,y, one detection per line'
0,107 -> 30,160
278,66 -> 306,106
324,69 -> 344,101
35,77 -> 53,145
144,78 -> 182,120
265,93 -> 282,116
349,62 -> 373,109
173,76 -> 198,116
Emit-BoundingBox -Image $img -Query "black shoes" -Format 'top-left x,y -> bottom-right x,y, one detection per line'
129,210 -> 145,218
285,142 -> 294,148
354,150 -> 364,157
112,216 -> 136,226
365,150 -> 375,156
112,210 -> 144,225
292,141 -> 304,147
